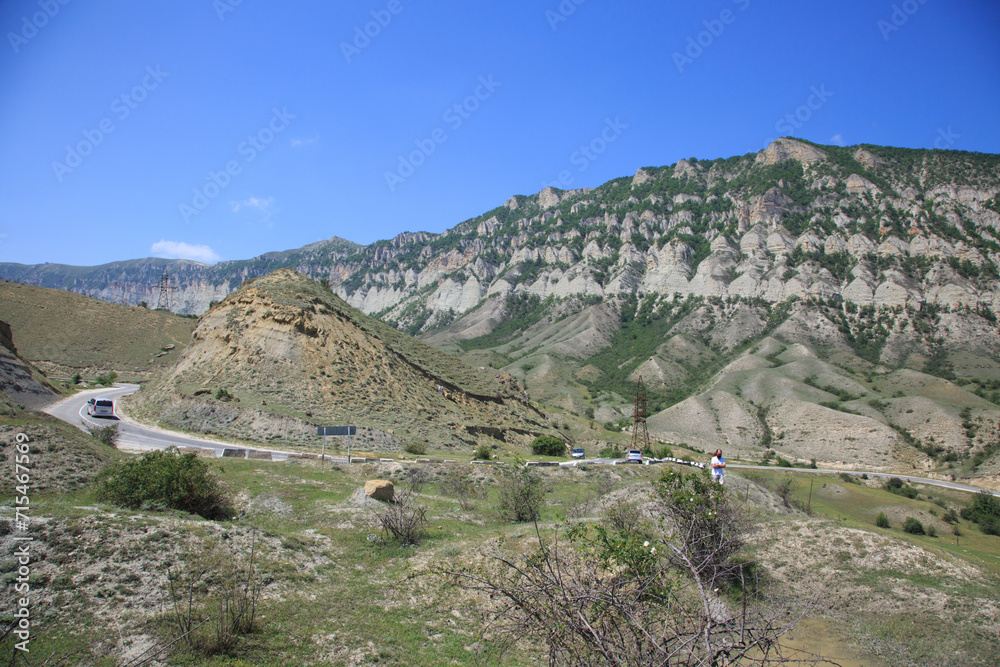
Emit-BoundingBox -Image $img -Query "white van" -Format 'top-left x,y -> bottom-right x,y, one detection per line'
86,398 -> 115,417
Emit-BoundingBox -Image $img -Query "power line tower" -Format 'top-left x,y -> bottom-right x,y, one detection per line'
630,376 -> 650,452
155,267 -> 176,311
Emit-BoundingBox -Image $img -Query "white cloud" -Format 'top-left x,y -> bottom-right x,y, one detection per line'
151,240 -> 220,264
230,196 -> 276,226
830,133 -> 845,146
291,134 -> 319,147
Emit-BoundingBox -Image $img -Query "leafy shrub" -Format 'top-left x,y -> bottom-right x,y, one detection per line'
838,472 -> 855,484
902,517 -> 925,535
876,512 -> 890,528
403,442 -> 427,456
655,446 -> 673,459
960,490 -> 1000,535
599,445 -> 624,458
926,525 -> 937,537
530,435 -> 566,457
87,423 -> 119,447
95,371 -> 118,387
885,477 -> 918,499
94,447 -> 233,519
215,388 -> 233,400
473,444 -> 494,461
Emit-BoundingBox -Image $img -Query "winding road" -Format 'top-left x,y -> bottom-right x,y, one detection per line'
42,384 -> 999,497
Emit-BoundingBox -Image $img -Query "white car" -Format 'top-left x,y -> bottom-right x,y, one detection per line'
571,447 -> 585,459
625,449 -> 642,463
86,397 -> 115,417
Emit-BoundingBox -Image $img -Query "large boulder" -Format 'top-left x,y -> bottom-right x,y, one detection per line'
364,480 -> 395,502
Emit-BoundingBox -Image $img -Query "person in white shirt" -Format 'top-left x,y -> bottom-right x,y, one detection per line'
711,449 -> 726,484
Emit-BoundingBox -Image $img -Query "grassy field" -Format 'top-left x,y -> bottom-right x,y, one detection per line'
2,443 -> 998,665
0,279 -> 196,376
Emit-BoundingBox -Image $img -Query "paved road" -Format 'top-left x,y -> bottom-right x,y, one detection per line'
42,385 -> 1000,498
43,384 -> 294,460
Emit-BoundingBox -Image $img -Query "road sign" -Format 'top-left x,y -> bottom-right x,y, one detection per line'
317,426 -> 356,436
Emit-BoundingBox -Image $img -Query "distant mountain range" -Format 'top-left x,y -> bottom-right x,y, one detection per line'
4,138 -> 998,322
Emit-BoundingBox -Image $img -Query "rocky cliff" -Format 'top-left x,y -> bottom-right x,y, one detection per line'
4,140 -> 998,325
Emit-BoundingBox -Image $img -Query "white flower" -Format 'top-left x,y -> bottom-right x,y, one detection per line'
650,547 -> 656,554
643,541 -> 650,547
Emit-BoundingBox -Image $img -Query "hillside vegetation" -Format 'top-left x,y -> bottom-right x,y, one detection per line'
0,280 -> 195,377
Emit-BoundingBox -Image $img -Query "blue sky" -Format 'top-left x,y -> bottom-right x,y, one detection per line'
1,0 -> 998,266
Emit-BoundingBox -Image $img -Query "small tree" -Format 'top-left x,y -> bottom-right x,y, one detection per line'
473,444 -> 494,460
876,512 -> 890,528
495,465 -> 545,522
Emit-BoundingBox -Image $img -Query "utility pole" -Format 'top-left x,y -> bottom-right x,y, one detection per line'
630,376 -> 650,452
156,267 -> 177,311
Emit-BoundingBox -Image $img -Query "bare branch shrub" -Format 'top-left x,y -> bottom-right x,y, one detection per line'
86,422 -> 119,447
373,489 -> 428,545
441,468 -> 820,666
440,467 -> 486,511
162,531 -> 262,657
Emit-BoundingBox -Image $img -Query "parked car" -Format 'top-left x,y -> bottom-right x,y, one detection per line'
571,447 -> 585,459
86,398 -> 115,417
625,449 -> 642,463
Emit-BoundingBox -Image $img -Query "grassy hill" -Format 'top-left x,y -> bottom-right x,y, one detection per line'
1,457 -> 997,665
0,279 -> 196,377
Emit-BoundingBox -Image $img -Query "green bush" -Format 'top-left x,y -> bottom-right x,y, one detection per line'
473,444 -> 494,461
530,435 -> 566,457
215,388 -> 233,401
885,477 -> 918,499
876,512 -> 890,528
94,448 -> 233,520
87,423 -> 119,447
960,490 -> 1000,535
926,525 -> 937,537
403,442 -> 427,456
95,371 -> 118,387
902,517 -> 925,535
599,445 -> 624,458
